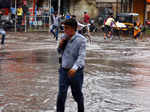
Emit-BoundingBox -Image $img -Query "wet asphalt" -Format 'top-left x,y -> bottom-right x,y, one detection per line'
0,32 -> 150,112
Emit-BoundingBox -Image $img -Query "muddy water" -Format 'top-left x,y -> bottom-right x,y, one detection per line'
0,33 -> 150,112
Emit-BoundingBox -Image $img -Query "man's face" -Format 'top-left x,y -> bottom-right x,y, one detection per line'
64,25 -> 75,37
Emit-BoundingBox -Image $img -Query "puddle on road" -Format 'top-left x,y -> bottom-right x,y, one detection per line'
0,47 -> 58,111
0,34 -> 150,111
84,39 -> 150,112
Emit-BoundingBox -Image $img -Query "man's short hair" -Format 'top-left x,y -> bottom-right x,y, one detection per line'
64,18 -> 77,31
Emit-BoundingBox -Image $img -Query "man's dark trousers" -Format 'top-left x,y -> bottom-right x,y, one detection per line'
50,25 -> 59,40
57,67 -> 84,112
1,34 -> 5,45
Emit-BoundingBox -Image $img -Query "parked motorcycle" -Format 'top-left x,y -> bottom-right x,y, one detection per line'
0,15 -> 14,30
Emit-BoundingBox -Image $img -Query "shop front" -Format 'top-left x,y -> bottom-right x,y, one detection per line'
145,0 -> 150,20
133,0 -> 146,24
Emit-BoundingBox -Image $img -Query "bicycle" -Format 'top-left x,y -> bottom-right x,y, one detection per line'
105,26 -> 121,41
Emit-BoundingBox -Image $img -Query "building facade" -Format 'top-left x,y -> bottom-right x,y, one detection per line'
62,0 -> 132,18
68,0 -> 121,18
145,0 -> 150,20
68,0 -> 149,24
133,0 -> 146,24
120,0 -> 133,13
132,0 -> 150,24
11,0 -> 149,23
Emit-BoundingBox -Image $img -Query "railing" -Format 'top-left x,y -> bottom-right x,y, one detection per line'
24,15 -> 50,32
0,15 -> 51,32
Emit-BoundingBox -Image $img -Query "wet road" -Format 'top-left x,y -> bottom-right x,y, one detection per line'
0,32 -> 150,112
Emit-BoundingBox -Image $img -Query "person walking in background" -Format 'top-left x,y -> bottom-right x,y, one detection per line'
50,7 -> 55,24
22,1 -> 29,16
50,6 -> 54,15
17,5 -> 23,25
22,2 -> 29,26
71,15 -> 91,42
10,6 -> 16,21
83,11 -> 90,24
57,18 -> 87,112
17,5 -> 23,31
50,12 -> 60,41
133,20 -> 141,40
103,14 -> 116,40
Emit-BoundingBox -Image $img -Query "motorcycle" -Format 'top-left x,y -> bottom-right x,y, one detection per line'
0,15 -> 14,30
89,19 -> 97,32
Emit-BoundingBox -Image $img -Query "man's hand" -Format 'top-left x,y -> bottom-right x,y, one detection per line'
68,69 -> 76,77
59,38 -> 67,48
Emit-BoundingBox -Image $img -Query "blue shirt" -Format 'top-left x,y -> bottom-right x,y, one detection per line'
50,7 -> 54,14
11,7 -> 16,15
58,33 -> 87,70
0,29 -> 6,35
66,15 -> 70,19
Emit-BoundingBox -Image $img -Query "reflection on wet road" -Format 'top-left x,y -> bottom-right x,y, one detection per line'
0,32 -> 150,112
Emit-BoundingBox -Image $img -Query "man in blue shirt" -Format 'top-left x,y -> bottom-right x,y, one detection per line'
57,18 -> 87,112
